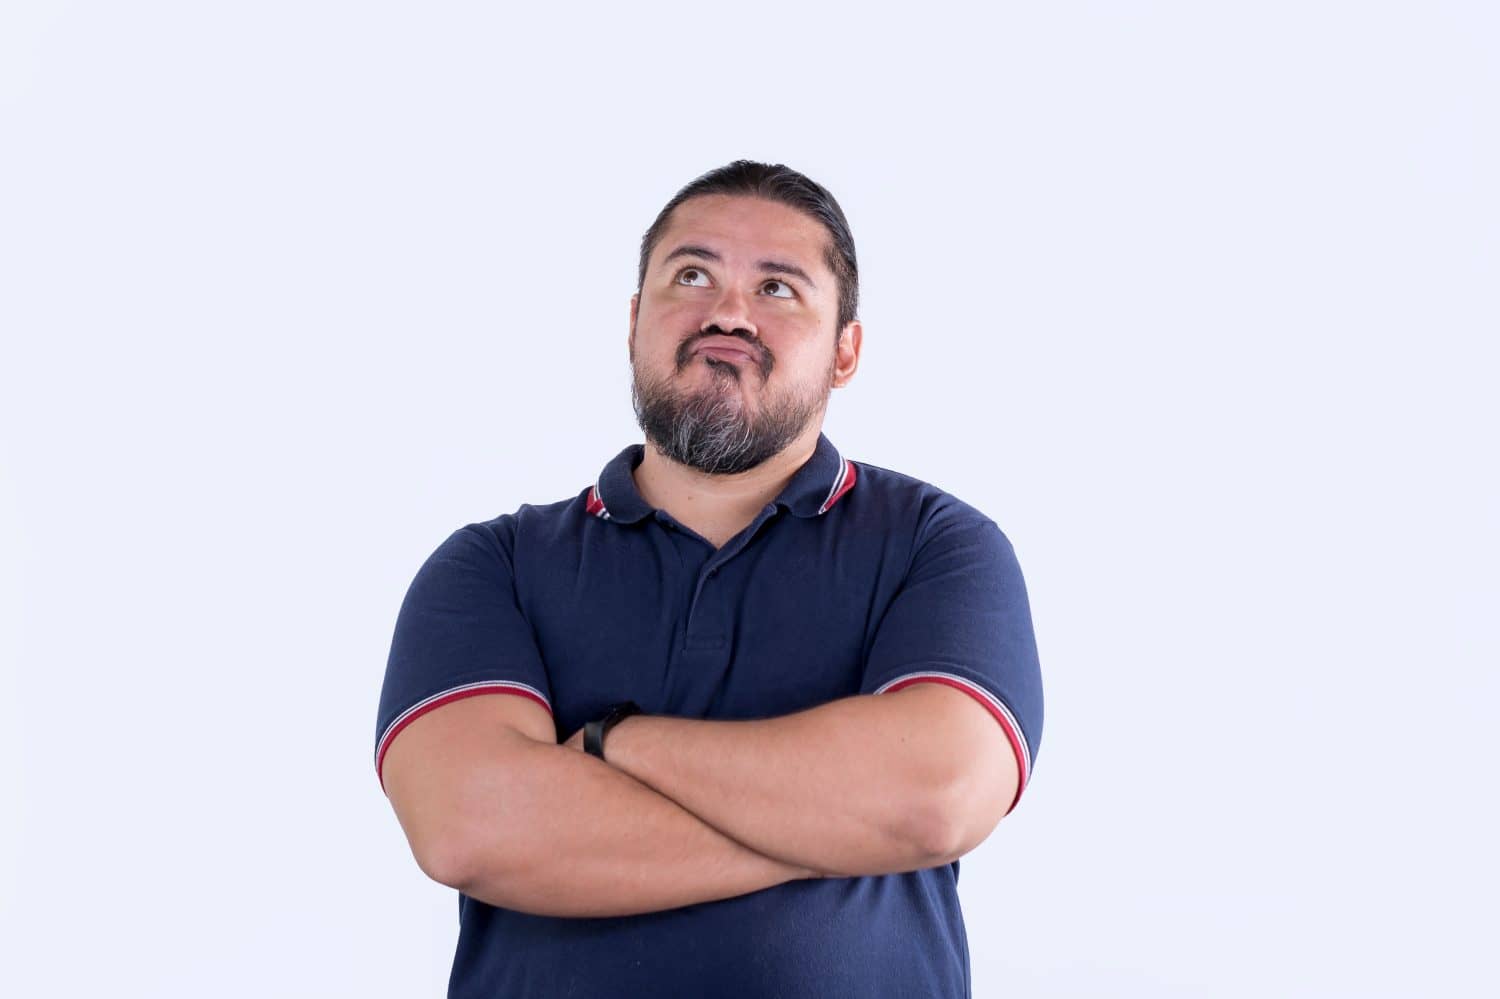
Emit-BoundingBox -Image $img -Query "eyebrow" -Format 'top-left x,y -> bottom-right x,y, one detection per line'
661,244 -> 818,290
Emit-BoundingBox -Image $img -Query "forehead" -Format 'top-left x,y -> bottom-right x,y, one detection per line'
652,194 -> 831,276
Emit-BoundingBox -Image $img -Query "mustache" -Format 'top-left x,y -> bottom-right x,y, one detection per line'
677,330 -> 771,373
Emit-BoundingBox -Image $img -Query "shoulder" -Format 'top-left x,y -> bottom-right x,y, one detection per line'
451,487 -> 599,564
847,457 -> 1012,548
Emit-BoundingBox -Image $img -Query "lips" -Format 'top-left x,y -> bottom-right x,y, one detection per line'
693,338 -> 757,364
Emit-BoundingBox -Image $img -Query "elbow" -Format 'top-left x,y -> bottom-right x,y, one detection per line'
905,778 -> 964,865
415,819 -> 541,903
910,800 -> 963,865
382,729 -> 555,896
411,830 -> 479,891
915,763 -> 1015,864
407,803 -> 516,892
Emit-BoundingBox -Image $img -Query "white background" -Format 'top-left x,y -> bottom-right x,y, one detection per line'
2,2 -> 1495,996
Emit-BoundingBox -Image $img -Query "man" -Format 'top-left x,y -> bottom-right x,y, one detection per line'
374,160 -> 1044,998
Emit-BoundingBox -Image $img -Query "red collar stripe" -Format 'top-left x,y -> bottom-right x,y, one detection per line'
818,459 -> 857,514
585,482 -> 611,520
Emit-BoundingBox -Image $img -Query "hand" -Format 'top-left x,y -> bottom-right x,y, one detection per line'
563,725 -> 586,752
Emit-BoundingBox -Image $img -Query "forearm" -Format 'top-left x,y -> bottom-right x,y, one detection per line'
451,735 -> 820,918
601,693 -> 948,878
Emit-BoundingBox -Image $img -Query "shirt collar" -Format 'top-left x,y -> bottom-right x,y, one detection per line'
586,431 -> 858,524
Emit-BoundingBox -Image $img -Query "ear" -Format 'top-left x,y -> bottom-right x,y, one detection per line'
831,319 -> 862,388
628,292 -> 639,354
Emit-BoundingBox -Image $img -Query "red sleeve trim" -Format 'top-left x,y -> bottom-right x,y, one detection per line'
375,681 -> 553,794
876,672 -> 1031,815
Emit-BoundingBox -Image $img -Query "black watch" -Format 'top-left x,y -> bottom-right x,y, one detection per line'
584,700 -> 642,760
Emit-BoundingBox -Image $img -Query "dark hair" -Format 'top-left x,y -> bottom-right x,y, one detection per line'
636,159 -> 859,332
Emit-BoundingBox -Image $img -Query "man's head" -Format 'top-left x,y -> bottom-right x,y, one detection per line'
636,160 -> 860,333
628,160 -> 862,475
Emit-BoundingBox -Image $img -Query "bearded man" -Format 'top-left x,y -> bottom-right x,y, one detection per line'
374,159 -> 1045,999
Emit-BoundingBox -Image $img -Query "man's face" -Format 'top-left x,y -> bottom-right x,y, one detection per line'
629,194 -> 848,475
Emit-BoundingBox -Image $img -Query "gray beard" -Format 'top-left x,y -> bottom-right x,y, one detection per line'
631,358 -> 829,475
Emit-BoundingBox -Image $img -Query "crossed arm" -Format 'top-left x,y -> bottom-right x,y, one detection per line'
562,684 -> 1014,877
427,683 -> 1017,918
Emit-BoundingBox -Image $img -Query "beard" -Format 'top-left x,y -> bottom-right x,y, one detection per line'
630,340 -> 835,475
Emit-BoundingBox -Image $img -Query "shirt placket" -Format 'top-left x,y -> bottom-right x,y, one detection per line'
654,505 -> 781,654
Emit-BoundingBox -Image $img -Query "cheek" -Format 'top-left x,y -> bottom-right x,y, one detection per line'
638,306 -> 704,360
768,330 -> 826,366
639,295 -> 697,327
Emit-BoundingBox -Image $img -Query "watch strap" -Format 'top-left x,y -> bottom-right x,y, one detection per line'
585,700 -> 642,760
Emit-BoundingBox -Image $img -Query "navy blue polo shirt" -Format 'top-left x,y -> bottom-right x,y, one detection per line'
374,431 -> 1043,999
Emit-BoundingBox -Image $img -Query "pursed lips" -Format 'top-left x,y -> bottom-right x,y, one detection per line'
693,337 -> 758,363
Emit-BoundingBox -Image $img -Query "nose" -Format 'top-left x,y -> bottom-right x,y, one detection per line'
702,281 -> 757,341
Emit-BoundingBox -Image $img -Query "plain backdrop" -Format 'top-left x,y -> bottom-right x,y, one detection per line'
2,2 -> 1495,996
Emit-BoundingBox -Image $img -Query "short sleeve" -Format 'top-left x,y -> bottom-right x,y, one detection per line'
373,522 -> 555,792
860,504 -> 1043,815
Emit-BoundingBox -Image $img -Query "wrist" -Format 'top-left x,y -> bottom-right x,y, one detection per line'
599,712 -> 644,768
585,700 -> 643,761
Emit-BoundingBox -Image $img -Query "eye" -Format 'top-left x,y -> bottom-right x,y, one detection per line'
761,279 -> 795,299
676,267 -> 712,287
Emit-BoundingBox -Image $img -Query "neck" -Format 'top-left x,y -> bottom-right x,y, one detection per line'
633,422 -> 822,527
